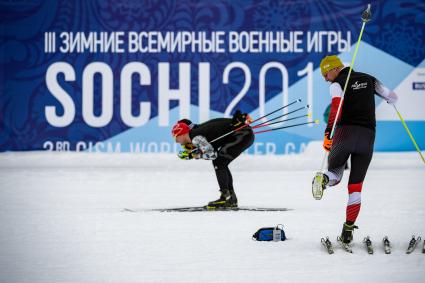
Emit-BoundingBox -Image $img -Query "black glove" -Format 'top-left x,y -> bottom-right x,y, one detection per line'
232,110 -> 250,127
191,147 -> 201,155
182,143 -> 195,151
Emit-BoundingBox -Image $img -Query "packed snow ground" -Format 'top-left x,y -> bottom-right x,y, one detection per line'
0,148 -> 424,283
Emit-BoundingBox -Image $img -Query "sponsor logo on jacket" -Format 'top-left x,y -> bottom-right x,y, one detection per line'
351,81 -> 368,90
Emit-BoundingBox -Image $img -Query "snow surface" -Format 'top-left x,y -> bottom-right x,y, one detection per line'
0,148 -> 424,283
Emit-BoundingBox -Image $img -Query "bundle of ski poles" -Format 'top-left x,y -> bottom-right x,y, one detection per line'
249,100 -> 318,135
210,99 -> 318,144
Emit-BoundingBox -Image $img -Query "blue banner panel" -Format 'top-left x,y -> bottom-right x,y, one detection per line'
1,0 -> 424,153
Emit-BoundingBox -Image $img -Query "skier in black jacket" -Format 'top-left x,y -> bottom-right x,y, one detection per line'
313,55 -> 398,244
172,112 -> 254,209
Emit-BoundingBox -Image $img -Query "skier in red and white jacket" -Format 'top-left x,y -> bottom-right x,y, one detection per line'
313,55 -> 398,244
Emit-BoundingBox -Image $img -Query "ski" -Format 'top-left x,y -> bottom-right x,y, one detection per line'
337,236 -> 353,253
406,235 -> 422,254
383,236 -> 391,254
123,206 -> 292,213
363,236 -> 373,254
321,237 -> 334,254
422,239 -> 425,254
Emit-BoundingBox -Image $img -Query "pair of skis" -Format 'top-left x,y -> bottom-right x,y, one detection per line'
320,237 -> 355,254
123,206 -> 291,212
321,236 -> 377,254
321,235 -> 424,254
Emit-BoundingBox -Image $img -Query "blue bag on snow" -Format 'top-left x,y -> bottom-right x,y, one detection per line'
252,224 -> 286,241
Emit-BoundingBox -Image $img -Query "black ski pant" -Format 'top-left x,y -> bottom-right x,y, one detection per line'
212,127 -> 254,193
326,125 -> 375,224
326,125 -> 375,185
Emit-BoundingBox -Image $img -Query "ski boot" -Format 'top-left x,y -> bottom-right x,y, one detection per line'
340,222 -> 359,244
206,189 -> 238,210
312,172 -> 329,200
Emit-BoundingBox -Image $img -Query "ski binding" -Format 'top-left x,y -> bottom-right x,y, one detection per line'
406,235 -> 421,254
321,237 -> 334,254
363,236 -> 373,254
383,236 -> 391,254
337,236 -> 353,253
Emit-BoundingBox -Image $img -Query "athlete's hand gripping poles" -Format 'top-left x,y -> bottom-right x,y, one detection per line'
393,105 -> 425,165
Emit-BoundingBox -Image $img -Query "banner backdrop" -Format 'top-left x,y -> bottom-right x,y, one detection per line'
1,0 -> 424,154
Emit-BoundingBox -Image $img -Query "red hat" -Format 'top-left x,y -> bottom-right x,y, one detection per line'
171,122 -> 191,138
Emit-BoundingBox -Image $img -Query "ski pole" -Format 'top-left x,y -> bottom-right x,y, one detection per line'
319,3 -> 371,171
254,120 -> 319,135
252,114 -> 309,129
209,99 -> 302,144
393,105 -> 425,164
249,98 -> 302,126
251,105 -> 309,129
